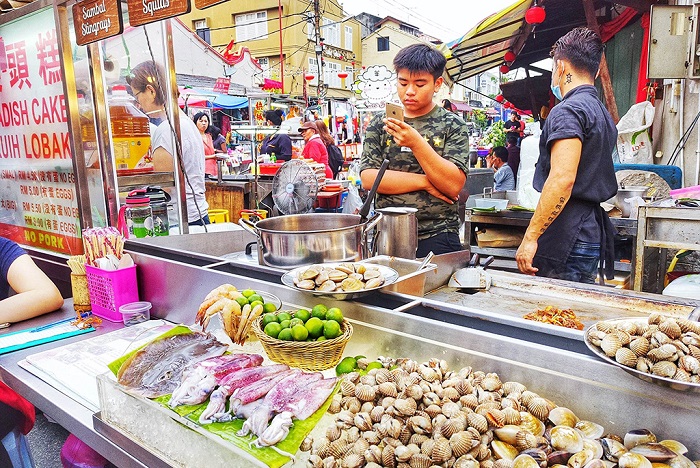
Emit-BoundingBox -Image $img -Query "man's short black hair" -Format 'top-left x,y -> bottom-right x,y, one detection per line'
506,135 -> 518,145
393,43 -> 446,81
493,146 -> 509,162
550,27 -> 604,78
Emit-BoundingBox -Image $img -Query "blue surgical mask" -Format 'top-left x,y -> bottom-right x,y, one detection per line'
551,63 -> 564,101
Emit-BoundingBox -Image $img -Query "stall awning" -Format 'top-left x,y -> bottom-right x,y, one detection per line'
261,78 -> 282,91
178,87 -> 248,109
443,0 -> 532,82
452,101 -> 473,112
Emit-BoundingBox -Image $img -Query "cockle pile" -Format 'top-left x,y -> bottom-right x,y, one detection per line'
587,313 -> 700,383
302,356 -> 699,468
195,284 -> 264,344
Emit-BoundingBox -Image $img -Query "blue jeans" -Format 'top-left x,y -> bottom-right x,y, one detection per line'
560,240 -> 600,284
188,214 -> 211,226
417,232 -> 462,258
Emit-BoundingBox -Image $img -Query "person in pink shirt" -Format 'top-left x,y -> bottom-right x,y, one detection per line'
193,112 -> 218,177
298,121 -> 333,179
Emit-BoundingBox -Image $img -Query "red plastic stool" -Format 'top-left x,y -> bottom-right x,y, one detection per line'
60,434 -> 107,468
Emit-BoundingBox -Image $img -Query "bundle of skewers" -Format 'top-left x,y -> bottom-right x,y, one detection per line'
82,227 -> 133,270
65,254 -> 102,329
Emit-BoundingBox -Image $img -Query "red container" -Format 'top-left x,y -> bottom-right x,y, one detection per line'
258,163 -> 284,175
316,189 -> 346,209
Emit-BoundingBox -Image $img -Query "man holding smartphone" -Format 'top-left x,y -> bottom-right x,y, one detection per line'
360,43 -> 470,257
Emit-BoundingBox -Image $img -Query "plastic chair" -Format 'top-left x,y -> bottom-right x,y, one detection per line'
1,427 -> 35,468
207,209 -> 230,224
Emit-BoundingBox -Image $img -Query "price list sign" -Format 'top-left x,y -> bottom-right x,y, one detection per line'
0,8 -> 82,255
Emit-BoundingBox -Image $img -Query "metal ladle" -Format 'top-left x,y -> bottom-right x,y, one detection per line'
359,159 -> 390,223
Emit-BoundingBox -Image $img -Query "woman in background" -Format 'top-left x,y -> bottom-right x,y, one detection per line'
208,125 -> 227,154
193,112 -> 218,177
298,121 -> 333,179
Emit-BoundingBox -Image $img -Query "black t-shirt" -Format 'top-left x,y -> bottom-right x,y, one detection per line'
260,134 -> 293,161
504,120 -> 519,132
0,238 -> 26,300
531,85 -> 618,276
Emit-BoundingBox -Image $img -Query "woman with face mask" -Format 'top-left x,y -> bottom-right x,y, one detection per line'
192,112 -> 219,177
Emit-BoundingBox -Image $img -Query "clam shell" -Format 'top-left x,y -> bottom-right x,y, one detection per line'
519,412 -> 545,437
520,390 -> 539,407
461,394 -> 480,410
521,448 -> 548,468
296,279 -> 316,290
456,455 -> 481,468
369,405 -> 384,423
600,334 -> 622,357
354,412 -> 373,431
678,355 -> 700,374
341,277 -> 364,292
301,435 -> 314,452
378,381 -> 398,397
624,430 -> 657,450
395,397 -> 418,416
630,443 -> 678,462
340,379 -> 356,397
468,412 -> 489,434
677,318 -> 700,335
365,445 -> 382,464
451,431 -> 480,457
616,347 -> 639,368
365,277 -> 384,289
602,437 -> 628,462
342,396 -> 361,413
513,454 -> 541,468
502,407 -> 522,425
406,383 -> 424,400
360,401 -> 375,413
481,374 -> 503,391
651,360 -> 677,378
659,319 -> 682,339
618,453 -> 653,468
502,381 -> 527,395
432,437 -> 453,464
354,384 -> 376,402
568,449 -> 594,468
328,394 -> 342,414
548,407 -> 579,427
328,269 -> 349,282
336,264 -> 355,275
442,401 -> 462,419
658,440 -> 688,456
409,453 -> 432,468
342,452 -> 365,468
492,440 -> 519,461
328,438 -> 352,459
647,344 -> 677,362
442,417 -> 467,438
318,280 -> 337,292
630,337 -> 651,357
382,444 -> 397,468
515,431 -> 539,451
315,270 -> 330,286
444,386 -> 461,401
364,268 -> 381,280
300,267 -> 320,280
494,459 -> 515,468
583,438 -> 604,460
326,424 -> 342,442
550,426 -> 584,453
395,445 -> 413,462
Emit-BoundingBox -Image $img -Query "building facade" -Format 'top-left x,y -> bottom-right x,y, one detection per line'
179,0 -> 362,100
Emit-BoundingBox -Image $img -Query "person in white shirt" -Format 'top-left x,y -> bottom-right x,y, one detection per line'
489,146 -> 515,191
127,61 -> 210,225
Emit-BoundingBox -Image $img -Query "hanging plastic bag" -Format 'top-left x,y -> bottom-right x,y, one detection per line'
616,101 -> 654,164
342,182 -> 362,214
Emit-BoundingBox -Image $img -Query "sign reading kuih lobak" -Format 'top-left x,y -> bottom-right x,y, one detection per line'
126,0 -> 190,27
72,0 -> 123,46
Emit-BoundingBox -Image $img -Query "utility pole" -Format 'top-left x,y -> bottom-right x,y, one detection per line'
313,0 -> 325,108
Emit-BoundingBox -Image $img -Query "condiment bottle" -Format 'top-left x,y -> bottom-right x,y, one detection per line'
109,85 -> 151,171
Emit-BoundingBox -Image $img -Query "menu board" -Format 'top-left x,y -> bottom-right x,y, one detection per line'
127,0 -> 190,27
0,8 -> 82,255
72,0 -> 123,46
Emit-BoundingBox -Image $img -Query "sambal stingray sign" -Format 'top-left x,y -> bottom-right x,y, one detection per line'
72,0 -> 123,46
126,0 -> 190,27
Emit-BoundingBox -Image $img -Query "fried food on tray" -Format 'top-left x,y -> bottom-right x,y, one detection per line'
524,305 -> 585,330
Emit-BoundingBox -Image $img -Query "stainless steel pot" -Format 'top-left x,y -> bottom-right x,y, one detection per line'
375,207 -> 418,259
239,212 -> 382,268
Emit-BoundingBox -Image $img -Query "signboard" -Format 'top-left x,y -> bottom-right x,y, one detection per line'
0,8 -> 82,255
127,0 -> 190,27
72,0 -> 123,46
213,77 -> 230,94
194,0 -> 227,10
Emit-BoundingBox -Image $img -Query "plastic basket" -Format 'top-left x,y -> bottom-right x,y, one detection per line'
208,209 -> 230,223
85,264 -> 139,322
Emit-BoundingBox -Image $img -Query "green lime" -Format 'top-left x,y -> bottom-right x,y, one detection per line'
279,319 -> 291,329
250,300 -> 264,310
335,356 -> 357,374
277,328 -> 293,341
264,322 -> 282,338
291,324 -> 309,341
311,304 -> 328,319
317,336 -> 327,341
365,361 -> 383,372
248,294 -> 263,304
242,289 -> 256,298
263,302 -> 278,313
235,296 -> 249,307
261,313 -> 278,326
326,307 -> 343,323
354,355 -> 366,361
289,318 -> 304,328
323,319 -> 341,339
295,309 -> 311,323
305,317 -> 324,338
277,312 -> 292,322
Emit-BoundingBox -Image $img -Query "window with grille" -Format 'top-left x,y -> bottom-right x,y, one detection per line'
308,57 -> 319,86
323,18 -> 340,47
377,36 -> 390,52
258,57 -> 270,79
193,19 -> 210,44
344,26 -> 353,51
235,11 -> 267,42
325,61 -> 341,89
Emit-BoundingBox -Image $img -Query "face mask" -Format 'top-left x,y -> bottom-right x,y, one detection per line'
149,117 -> 164,126
551,63 -> 564,101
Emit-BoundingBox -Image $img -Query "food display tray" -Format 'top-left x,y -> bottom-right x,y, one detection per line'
281,262 -> 399,300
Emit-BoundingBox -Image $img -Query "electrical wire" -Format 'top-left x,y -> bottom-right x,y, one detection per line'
668,110 -> 700,167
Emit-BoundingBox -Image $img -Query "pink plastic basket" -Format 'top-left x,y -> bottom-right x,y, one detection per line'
85,264 -> 139,322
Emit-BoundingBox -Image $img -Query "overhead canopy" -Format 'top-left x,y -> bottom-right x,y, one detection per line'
178,87 -> 248,109
451,101 -> 473,112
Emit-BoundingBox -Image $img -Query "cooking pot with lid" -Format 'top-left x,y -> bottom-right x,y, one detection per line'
238,212 -> 382,268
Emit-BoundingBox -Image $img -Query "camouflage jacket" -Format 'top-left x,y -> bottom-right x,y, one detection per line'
359,105 -> 470,239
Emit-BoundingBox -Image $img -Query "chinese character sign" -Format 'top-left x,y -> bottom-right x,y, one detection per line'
0,8 -> 81,255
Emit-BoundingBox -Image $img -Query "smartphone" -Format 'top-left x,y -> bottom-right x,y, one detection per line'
385,103 -> 404,122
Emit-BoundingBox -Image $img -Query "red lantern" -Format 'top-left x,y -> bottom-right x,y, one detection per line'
337,72 -> 349,79
525,6 -> 546,24
504,51 -> 516,63
495,94 -> 504,103
499,64 -> 510,74
305,74 -> 315,81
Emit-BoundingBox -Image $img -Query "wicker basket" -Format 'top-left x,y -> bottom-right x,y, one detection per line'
251,316 -> 353,371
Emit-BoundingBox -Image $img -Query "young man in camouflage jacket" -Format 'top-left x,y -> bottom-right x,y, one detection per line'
360,43 -> 470,257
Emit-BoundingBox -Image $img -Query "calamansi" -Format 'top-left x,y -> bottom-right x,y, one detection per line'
291,324 -> 309,341
263,302 -> 278,313
295,309 -> 311,322
266,305 -> 343,342
323,319 -> 341,339
305,317 -> 324,338
335,356 -> 357,374
325,307 -> 343,323
263,322 -> 282,338
277,328 -> 293,341
311,304 -> 328,320
261,313 -> 278,327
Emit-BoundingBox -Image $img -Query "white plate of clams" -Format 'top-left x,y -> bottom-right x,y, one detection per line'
584,315 -> 700,393
281,262 -> 399,300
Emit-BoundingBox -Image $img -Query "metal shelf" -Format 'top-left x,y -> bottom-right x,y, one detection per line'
117,172 -> 175,192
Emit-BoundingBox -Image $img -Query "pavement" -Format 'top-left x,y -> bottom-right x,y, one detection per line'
26,412 -> 69,467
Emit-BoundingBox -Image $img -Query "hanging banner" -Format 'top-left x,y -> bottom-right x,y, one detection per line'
0,8 -> 82,255
72,0 -> 123,46
127,0 -> 190,27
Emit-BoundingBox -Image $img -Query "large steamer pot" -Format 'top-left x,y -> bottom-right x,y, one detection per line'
238,212 -> 382,268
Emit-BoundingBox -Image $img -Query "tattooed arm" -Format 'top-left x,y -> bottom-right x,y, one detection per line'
516,138 -> 582,274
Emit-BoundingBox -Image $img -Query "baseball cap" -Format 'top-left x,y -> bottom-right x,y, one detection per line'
298,121 -> 317,133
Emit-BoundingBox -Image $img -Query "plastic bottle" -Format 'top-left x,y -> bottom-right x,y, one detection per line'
270,152 -> 276,163
145,187 -> 170,236
77,94 -> 97,152
109,85 -> 151,171
124,190 -> 153,238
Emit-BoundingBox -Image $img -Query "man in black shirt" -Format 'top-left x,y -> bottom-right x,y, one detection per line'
515,27 -> 618,284
504,111 -> 520,137
506,135 -> 520,186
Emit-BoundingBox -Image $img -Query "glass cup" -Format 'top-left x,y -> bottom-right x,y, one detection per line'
71,273 -> 91,313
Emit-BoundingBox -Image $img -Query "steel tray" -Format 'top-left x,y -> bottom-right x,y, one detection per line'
584,317 -> 700,393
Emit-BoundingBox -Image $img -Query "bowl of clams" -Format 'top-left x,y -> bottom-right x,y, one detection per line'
281,262 -> 400,300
